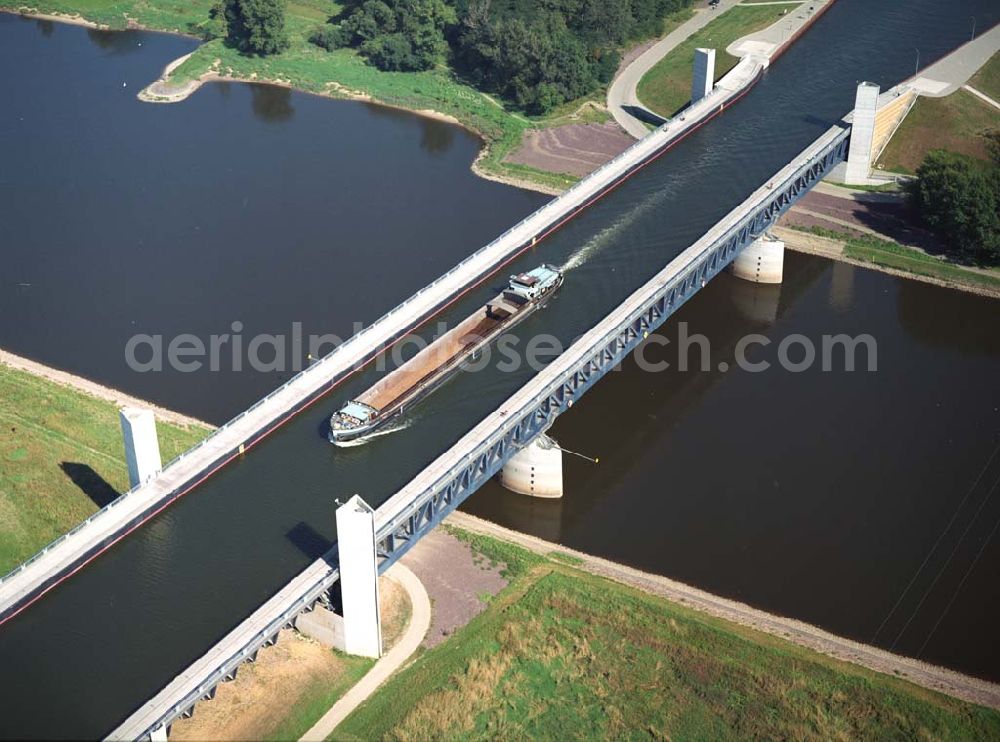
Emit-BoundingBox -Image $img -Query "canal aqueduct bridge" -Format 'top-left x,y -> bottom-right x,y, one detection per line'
0,51 -> 870,739
0,47 -> 776,631
105,118 -> 852,740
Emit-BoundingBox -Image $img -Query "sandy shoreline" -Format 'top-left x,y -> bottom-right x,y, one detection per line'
0,348 -> 214,430
774,226 -> 1000,300
5,7 -> 105,28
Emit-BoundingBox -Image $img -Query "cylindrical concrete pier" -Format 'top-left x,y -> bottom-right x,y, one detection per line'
729,236 -> 784,284
499,433 -> 563,499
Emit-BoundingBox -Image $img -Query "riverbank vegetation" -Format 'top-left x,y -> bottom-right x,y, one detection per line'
310,0 -> 693,114
790,226 -> 1000,294
635,3 -> 796,117
910,149 -> 1000,266
0,363 -> 209,574
217,0 -> 291,55
334,530 -> 1000,740
3,0 -> 697,191
170,629 -> 372,741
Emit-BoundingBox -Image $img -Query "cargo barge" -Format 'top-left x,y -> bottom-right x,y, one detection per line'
329,265 -> 563,443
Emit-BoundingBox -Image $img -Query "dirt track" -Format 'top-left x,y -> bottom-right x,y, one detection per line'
505,121 -> 635,178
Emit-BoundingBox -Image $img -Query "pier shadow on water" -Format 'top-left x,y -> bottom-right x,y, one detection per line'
286,521 -> 334,563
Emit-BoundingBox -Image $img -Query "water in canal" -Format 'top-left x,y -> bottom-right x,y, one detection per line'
1,1 -> 999,735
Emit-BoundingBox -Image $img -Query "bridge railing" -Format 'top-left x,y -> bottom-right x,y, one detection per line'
109,121 -> 851,742
109,561 -> 342,741
0,106 -> 683,588
373,124 -> 851,564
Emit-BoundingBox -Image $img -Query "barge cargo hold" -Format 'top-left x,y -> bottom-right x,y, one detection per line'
329,265 -> 564,443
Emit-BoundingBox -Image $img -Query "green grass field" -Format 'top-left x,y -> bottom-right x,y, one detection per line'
878,88 -> 999,173
636,4 -> 798,117
969,50 -> 1000,102
0,364 -> 209,574
334,531 -> 1000,741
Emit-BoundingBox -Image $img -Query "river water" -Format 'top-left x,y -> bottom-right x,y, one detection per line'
1,1 -> 999,736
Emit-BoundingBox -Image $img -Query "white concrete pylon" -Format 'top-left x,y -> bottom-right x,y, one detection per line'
119,407 -> 162,489
845,81 -> 880,184
500,433 -> 564,498
691,48 -> 716,104
729,236 -> 784,284
336,495 -> 382,658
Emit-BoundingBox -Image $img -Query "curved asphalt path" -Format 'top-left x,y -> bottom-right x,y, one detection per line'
607,0 -> 745,138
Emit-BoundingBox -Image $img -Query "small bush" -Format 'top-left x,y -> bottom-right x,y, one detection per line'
309,24 -> 346,50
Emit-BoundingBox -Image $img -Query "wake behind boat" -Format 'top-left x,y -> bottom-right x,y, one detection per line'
328,264 -> 564,443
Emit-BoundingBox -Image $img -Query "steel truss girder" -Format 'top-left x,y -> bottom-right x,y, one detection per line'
129,127 -> 850,742
373,128 -> 849,574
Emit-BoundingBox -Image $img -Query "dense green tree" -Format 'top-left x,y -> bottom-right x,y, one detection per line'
453,0 -> 692,113
312,0 -> 692,112
326,0 -> 453,71
910,149 -> 1000,266
224,0 -> 290,55
207,0 -> 228,40
309,23 -> 345,50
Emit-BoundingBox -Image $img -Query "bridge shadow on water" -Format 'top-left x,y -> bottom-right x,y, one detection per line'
60,462 -> 118,508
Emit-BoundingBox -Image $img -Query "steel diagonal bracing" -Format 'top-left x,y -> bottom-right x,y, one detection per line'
372,126 -> 850,573
111,124 -> 849,742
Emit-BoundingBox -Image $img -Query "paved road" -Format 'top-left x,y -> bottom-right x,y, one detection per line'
726,0 -> 829,57
909,21 -> 1000,96
607,0 -> 832,139
607,0 -> 744,138
963,83 -> 1000,110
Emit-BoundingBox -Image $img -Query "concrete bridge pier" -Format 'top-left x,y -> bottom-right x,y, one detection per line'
845,81 -> 880,184
729,235 -> 785,284
336,495 -> 382,658
119,407 -> 162,489
499,433 -> 564,498
692,48 -> 716,104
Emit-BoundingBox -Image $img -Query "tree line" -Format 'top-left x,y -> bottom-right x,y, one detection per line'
311,0 -> 694,113
209,0 -> 693,113
910,137 -> 1000,267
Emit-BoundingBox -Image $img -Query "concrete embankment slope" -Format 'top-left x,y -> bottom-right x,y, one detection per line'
0,60 -> 778,630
